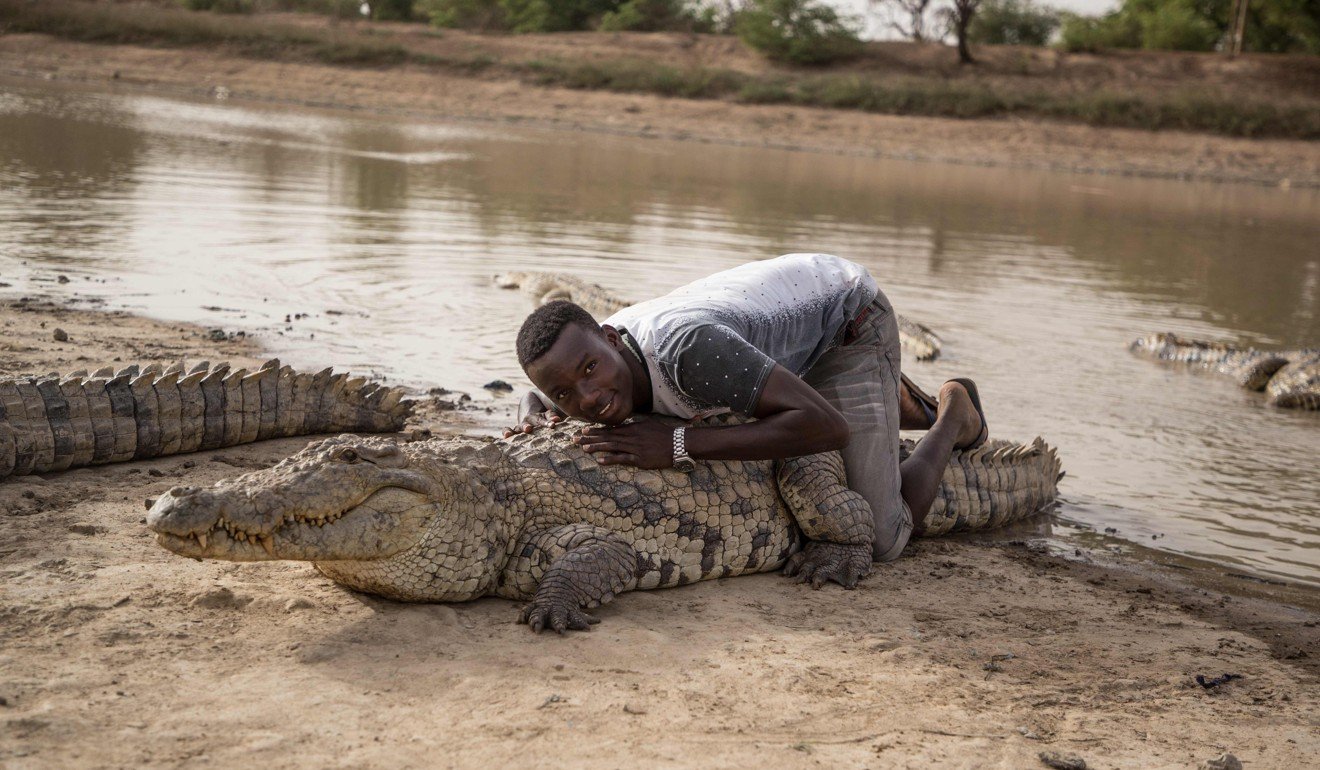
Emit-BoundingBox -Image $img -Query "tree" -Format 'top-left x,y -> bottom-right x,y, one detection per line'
872,0 -> 936,42
939,0 -> 983,62
968,0 -> 1060,45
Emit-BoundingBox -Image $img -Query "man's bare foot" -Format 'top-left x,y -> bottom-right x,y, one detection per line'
937,380 -> 988,450
897,375 -> 939,430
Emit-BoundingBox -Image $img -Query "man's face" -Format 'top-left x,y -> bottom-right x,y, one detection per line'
525,323 -> 636,426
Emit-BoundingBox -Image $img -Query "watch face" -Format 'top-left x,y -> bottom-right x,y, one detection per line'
673,457 -> 696,473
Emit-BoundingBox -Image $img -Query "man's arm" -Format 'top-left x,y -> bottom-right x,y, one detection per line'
503,390 -> 567,438
575,364 -> 849,468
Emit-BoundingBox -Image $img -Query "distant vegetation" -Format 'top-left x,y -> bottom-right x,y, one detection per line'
1058,0 -> 1319,53
1,0 -> 1317,139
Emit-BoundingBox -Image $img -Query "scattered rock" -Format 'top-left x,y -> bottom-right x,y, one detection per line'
483,380 -> 514,392
1200,753 -> 1242,770
427,387 -> 452,396
537,694 -> 564,709
181,461 -> 196,469
144,498 -> 157,510
52,328 -> 69,342
21,490 -> 35,499
190,587 -> 252,609
67,524 -> 104,536
57,274 -> 70,284
1039,752 -> 1086,770
148,469 -> 165,477
622,702 -> 647,715
207,329 -> 227,342
283,597 -> 316,612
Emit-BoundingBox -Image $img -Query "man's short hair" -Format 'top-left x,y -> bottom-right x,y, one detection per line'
516,300 -> 600,369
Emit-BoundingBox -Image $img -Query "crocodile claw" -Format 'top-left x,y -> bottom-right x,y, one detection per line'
520,601 -> 600,634
783,542 -> 873,590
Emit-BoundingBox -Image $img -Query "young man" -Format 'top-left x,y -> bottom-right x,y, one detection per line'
505,253 -> 987,562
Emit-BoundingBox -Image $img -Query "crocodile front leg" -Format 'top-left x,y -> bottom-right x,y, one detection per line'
514,524 -> 638,634
776,453 -> 875,589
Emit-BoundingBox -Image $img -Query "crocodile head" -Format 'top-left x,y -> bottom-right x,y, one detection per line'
147,435 -> 510,601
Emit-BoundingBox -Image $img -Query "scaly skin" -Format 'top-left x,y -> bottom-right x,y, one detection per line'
0,359 -> 412,480
495,270 -> 944,361
1130,332 -> 1319,409
147,417 -> 1062,632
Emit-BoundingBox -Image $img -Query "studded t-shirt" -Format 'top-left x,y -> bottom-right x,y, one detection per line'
605,253 -> 877,420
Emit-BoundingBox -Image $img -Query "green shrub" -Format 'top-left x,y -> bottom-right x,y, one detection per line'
969,0 -> 1060,45
1138,0 -> 1218,50
598,0 -> 695,31
1058,11 -> 1141,51
181,0 -> 256,13
418,0 -> 505,28
735,0 -> 863,65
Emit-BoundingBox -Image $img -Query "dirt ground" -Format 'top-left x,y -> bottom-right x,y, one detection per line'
2,30 -> 1320,188
1,287 -> 1317,768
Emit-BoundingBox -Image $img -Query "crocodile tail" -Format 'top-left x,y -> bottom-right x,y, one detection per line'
1265,353 -> 1320,410
896,314 -> 942,362
913,437 -> 1063,537
0,361 -> 414,480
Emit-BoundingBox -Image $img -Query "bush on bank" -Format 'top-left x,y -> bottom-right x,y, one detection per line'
2,0 -> 1318,140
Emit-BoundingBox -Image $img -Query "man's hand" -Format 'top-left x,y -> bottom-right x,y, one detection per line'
575,416 -> 674,469
503,390 -> 565,438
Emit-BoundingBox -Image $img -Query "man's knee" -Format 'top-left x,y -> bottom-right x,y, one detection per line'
871,504 -> 913,562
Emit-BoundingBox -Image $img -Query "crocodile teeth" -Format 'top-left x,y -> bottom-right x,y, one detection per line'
197,531 -> 208,549
259,535 -> 274,556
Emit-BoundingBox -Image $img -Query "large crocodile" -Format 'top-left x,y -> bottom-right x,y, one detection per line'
147,417 -> 1061,632
0,360 -> 412,480
495,270 -> 945,362
1130,332 -> 1319,410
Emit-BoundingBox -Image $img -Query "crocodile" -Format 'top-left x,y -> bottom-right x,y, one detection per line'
1129,332 -> 1319,409
0,359 -> 412,480
147,416 -> 1061,631
494,270 -> 944,362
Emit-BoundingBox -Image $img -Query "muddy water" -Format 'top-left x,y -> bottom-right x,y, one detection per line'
1,78 -> 1317,586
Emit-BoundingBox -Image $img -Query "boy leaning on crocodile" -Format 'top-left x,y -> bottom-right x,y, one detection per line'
504,253 -> 988,563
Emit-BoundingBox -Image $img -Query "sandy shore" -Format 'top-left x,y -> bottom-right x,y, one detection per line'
1,287 -> 1317,768
2,31 -> 1319,188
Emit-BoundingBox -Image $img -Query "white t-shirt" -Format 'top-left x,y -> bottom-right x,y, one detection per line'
606,253 -> 877,420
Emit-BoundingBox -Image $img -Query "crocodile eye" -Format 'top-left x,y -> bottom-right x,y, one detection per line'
337,448 -> 360,463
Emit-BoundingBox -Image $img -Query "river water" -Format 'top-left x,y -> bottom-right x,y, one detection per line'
1,78 -> 1317,587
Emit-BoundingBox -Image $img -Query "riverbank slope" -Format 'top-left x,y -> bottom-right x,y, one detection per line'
1,16 -> 1319,186
1,291 -> 1316,768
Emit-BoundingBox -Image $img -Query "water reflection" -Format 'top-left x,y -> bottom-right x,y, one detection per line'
0,77 -> 1316,587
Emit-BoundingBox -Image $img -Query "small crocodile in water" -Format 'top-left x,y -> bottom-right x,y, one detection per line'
494,270 -> 945,362
1130,332 -> 1319,410
147,417 -> 1061,632
0,360 -> 412,480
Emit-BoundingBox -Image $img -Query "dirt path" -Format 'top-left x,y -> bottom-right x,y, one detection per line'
2,32 -> 1319,188
0,290 -> 1316,768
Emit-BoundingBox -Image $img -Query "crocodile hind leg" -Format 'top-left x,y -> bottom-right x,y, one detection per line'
777,452 -> 874,589
512,524 -> 638,634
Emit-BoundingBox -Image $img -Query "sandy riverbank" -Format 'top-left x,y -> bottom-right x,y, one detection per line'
1,287 -> 1316,768
2,30 -> 1319,188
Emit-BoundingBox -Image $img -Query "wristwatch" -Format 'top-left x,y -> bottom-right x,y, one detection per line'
672,427 -> 696,473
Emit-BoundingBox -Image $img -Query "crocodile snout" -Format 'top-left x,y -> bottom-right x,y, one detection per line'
146,485 -> 223,536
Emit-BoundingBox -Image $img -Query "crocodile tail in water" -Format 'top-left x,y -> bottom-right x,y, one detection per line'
905,437 -> 1063,537
1265,351 -> 1320,410
0,360 -> 413,480
493,271 -> 633,320
896,314 -> 942,361
1128,332 -> 1289,390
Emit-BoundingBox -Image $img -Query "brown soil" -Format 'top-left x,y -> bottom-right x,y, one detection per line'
2,28 -> 1319,187
1,293 -> 1317,768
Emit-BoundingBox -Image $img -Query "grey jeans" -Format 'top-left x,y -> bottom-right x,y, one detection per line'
803,290 -> 911,562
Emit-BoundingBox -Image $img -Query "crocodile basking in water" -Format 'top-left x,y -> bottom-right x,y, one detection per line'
0,359 -> 412,480
147,417 -> 1061,632
1130,332 -> 1319,410
494,270 -> 945,362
